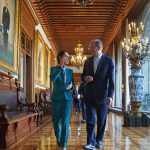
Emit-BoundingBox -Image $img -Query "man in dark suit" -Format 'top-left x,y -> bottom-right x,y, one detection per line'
81,39 -> 114,150
2,0 -> 10,53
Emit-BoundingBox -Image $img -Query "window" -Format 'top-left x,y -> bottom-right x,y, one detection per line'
21,32 -> 25,49
20,31 -> 32,90
21,31 -> 32,56
26,38 -> 31,56
114,43 -> 122,109
114,44 -> 122,109
20,53 -> 25,89
141,12 -> 150,112
141,56 -> 150,112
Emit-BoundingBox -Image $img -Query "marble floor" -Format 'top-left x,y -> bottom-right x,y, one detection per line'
9,112 -> 150,150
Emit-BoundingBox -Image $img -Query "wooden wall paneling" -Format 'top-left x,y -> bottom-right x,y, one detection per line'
21,0 -> 38,39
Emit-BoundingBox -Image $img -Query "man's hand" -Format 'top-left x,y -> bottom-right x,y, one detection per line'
85,76 -> 93,83
66,82 -> 72,90
0,24 -> 3,32
107,97 -> 113,108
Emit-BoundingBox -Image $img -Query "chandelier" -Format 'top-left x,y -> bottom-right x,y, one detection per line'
121,22 -> 149,69
71,40 -> 87,68
72,0 -> 93,7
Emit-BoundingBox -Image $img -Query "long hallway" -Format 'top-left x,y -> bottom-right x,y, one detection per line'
0,0 -> 150,150
9,112 -> 150,150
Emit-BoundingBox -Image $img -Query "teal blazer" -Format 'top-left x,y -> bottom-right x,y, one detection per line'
50,66 -> 74,101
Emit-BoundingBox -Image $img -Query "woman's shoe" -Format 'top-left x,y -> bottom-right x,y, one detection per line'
56,140 -> 60,146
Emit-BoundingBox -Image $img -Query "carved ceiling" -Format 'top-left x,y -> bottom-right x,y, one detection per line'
31,0 -> 140,55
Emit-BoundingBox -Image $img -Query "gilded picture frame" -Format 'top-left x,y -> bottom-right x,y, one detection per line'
35,31 -> 45,84
0,0 -> 20,73
44,45 -> 50,87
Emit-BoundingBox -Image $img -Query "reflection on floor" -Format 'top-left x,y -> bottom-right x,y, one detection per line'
9,112 -> 150,150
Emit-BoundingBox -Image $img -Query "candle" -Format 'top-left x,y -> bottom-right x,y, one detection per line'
137,28 -> 139,34
129,26 -> 131,32
122,42 -> 124,48
145,38 -> 149,45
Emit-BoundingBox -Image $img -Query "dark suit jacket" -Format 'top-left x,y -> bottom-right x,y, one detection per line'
81,54 -> 114,104
2,7 -> 10,31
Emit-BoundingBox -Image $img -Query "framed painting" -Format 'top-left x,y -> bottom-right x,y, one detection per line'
0,0 -> 20,73
44,45 -> 50,87
35,31 -> 44,84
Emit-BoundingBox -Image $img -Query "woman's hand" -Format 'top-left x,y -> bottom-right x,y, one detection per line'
66,82 -> 72,90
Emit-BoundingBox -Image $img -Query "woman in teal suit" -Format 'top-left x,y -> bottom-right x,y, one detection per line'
50,51 -> 74,150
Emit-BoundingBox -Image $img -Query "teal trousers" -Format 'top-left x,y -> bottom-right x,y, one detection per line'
51,100 -> 72,148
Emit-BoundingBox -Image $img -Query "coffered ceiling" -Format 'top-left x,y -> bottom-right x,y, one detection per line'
31,0 -> 139,55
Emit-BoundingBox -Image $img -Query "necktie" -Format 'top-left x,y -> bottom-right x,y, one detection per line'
75,89 -> 78,97
94,58 -> 99,73
62,68 -> 66,83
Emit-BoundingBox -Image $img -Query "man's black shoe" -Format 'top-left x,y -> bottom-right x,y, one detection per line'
95,141 -> 102,148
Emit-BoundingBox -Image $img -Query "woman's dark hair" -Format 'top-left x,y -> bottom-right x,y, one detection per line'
57,50 -> 66,64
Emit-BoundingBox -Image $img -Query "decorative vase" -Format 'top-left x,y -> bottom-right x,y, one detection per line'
128,68 -> 144,116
